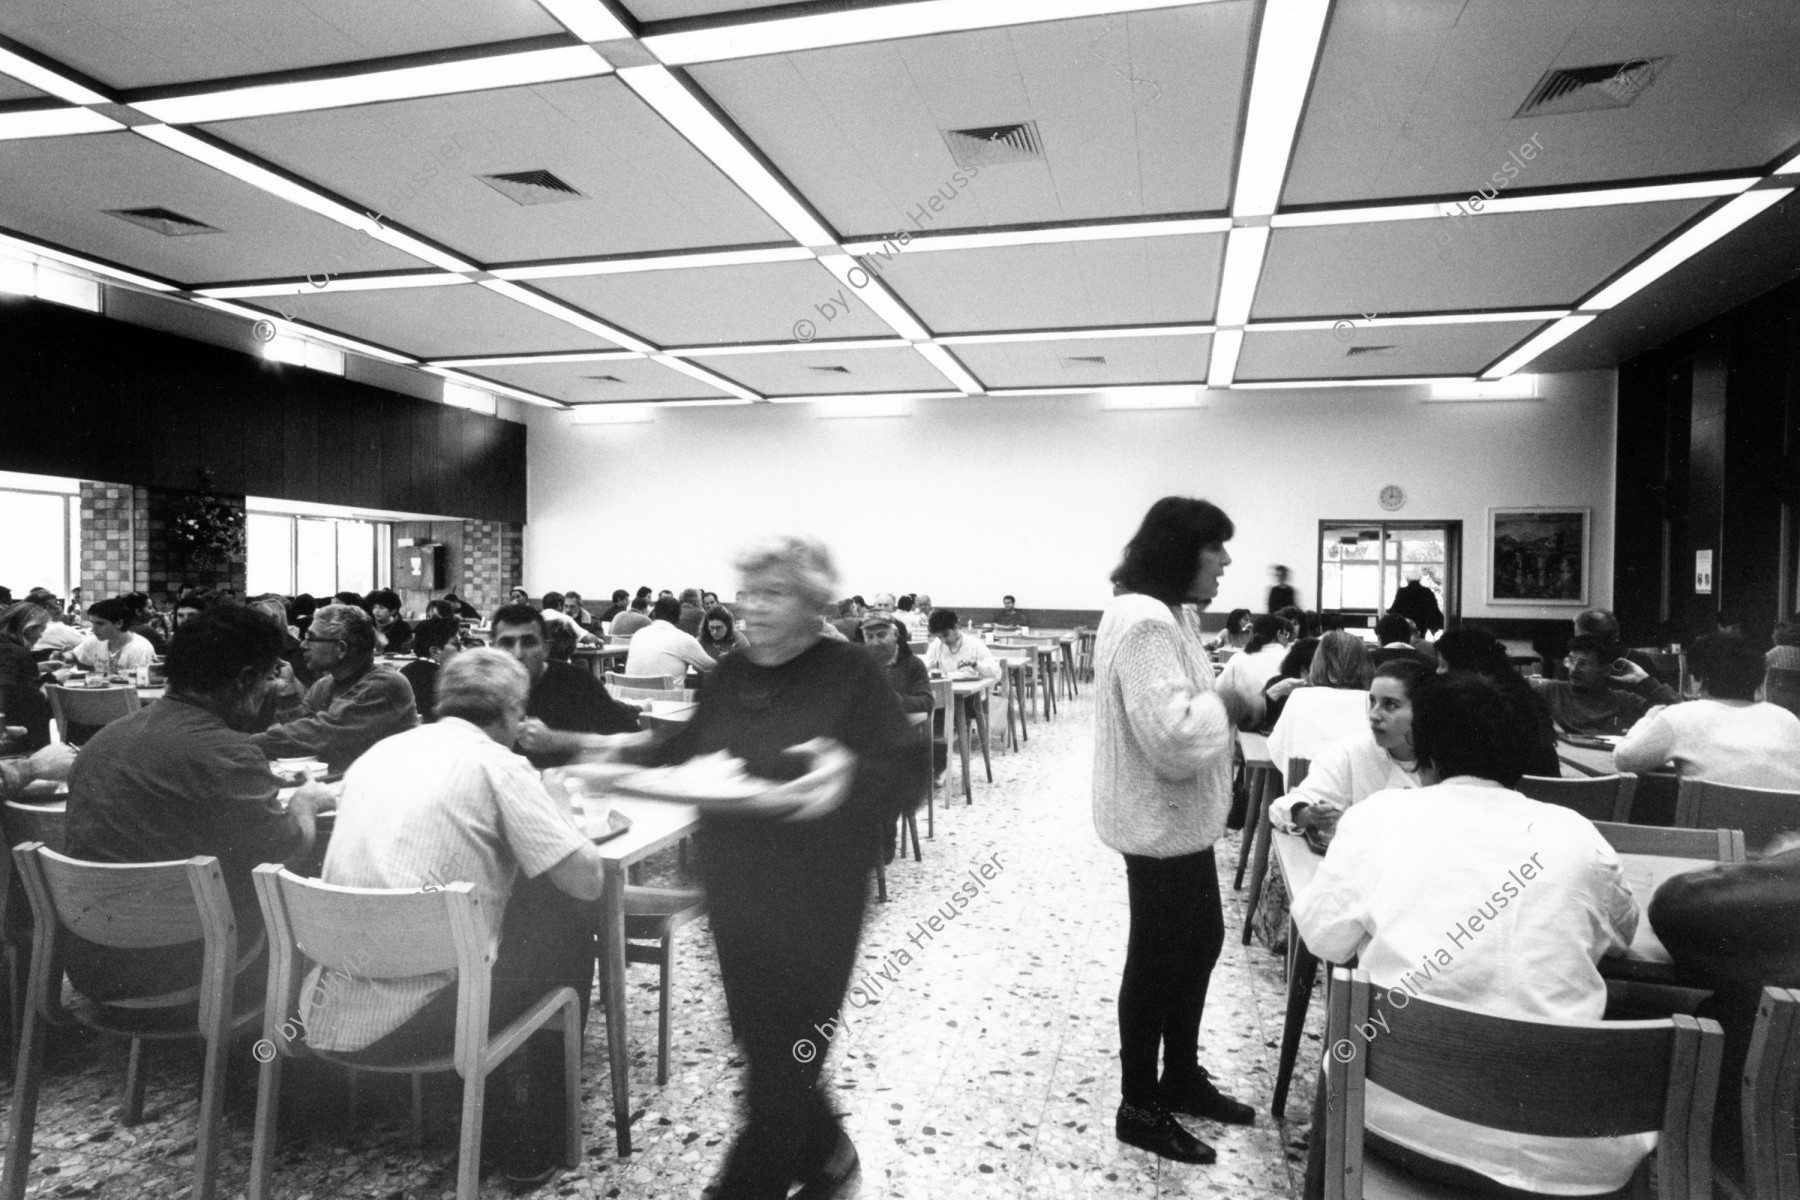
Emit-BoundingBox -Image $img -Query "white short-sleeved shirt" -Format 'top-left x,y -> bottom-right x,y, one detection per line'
71,632 -> 156,673
1614,698 -> 1800,792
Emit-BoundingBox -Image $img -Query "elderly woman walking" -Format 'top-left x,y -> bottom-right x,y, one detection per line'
1094,497 -> 1255,1164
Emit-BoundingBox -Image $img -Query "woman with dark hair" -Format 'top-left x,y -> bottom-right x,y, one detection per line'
1436,626 -> 1561,777
1216,613 -> 1291,725
1257,636 -> 1319,731
0,602 -> 54,751
698,604 -> 750,659
1093,496 -> 1254,1164
1205,608 -> 1253,652
1274,658 -> 1434,837
365,587 -> 411,654
1615,631 -> 1800,793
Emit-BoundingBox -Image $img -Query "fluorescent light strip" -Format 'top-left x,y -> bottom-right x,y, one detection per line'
663,338 -> 908,356
0,108 -> 122,139
493,246 -> 812,280
1099,387 -> 1205,410
619,66 -> 832,246
134,46 -> 610,125
936,325 -> 1215,345
0,47 -> 108,105
478,279 -> 652,352
1778,152 -> 1800,176
0,232 -> 177,292
767,391 -> 958,405
422,365 -> 568,409
198,274 -> 467,298
651,354 -> 761,401
1207,329 -> 1243,387
428,350 -> 645,367
914,342 -> 983,393
644,0 -> 1210,65
1271,178 -> 1758,227
1428,376 -> 1538,400
1232,0 -> 1330,217
651,397 -> 755,407
988,386 -> 1114,397
1214,227 -> 1269,326
570,403 -> 655,424
1248,310 -> 1567,332
815,254 -> 930,340
1480,315 -> 1597,379
1583,188 -> 1794,310
1231,376 -> 1475,389
840,217 -> 1232,256
191,296 -> 418,363
533,0 -> 633,41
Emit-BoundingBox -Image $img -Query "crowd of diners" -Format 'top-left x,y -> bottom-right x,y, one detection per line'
1093,496 -> 1800,1198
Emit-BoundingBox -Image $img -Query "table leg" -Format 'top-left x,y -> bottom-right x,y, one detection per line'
1272,927 -> 1318,1120
1062,643 -> 1078,698
975,692 -> 992,783
599,862 -> 633,1156
1239,773 -> 1277,945
958,696 -> 972,803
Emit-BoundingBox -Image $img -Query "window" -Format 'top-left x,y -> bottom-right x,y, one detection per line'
1318,521 -> 1462,620
0,474 -> 81,598
247,511 -> 391,597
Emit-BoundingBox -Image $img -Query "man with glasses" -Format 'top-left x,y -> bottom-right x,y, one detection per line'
255,603 -> 418,774
1530,633 -> 1680,735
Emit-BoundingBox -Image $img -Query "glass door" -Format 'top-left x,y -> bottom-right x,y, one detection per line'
1318,520 -> 1461,621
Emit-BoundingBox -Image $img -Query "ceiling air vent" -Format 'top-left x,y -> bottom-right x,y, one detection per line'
1062,355 -> 1107,366
942,122 -> 1044,167
1345,344 -> 1398,358
479,169 -> 588,207
583,374 -> 625,384
808,365 -> 852,374
106,207 -> 220,236
1515,58 -> 1667,117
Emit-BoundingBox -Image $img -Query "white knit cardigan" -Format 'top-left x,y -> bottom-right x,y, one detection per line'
1091,592 -> 1236,858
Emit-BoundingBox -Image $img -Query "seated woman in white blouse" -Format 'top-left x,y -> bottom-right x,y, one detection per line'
1266,631 -> 1375,785
1615,631 -> 1800,794
1272,658 -> 1432,837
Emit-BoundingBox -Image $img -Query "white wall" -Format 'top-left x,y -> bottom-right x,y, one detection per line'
523,370 -> 1616,620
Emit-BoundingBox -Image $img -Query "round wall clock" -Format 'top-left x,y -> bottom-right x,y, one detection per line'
1378,485 -> 1406,511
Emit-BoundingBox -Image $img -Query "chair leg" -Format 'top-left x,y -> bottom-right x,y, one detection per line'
908,811 -> 922,862
975,703 -> 992,784
1271,940 -> 1319,1120
411,1074 -> 426,1148
875,856 -> 888,904
1232,765 -> 1260,890
2,1002 -> 48,1200
192,1023 -> 231,1200
248,1054 -> 283,1200
1240,795 -> 1275,946
122,1037 -> 148,1125
657,938 -> 674,1086
563,1001 -> 583,1168
456,1072 -> 485,1200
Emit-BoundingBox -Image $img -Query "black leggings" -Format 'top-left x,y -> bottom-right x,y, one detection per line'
1118,849 -> 1225,1106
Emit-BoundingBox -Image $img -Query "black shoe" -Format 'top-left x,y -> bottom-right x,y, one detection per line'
1161,1068 -> 1255,1125
790,1129 -> 860,1199
1115,1101 -> 1216,1164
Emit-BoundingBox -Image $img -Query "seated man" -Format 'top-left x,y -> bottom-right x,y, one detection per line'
66,597 -> 157,675
27,590 -> 83,654
862,614 -> 932,714
894,595 -> 927,639
1368,612 -> 1430,669
171,591 -> 209,635
121,592 -> 168,656
1615,631 -> 1800,795
1293,672 -> 1646,1199
254,603 -> 419,774
490,603 -> 641,767
624,596 -> 716,681
64,606 -> 334,1000
596,589 -> 629,628
401,616 -> 463,722
676,588 -> 706,637
608,596 -> 652,640
366,588 -> 411,655
300,648 -> 607,1187
831,598 -> 863,641
439,591 -> 481,620
1574,608 -> 1665,684
868,592 -> 897,618
924,609 -> 1002,683
997,594 -> 1028,626
1530,632 -> 1679,735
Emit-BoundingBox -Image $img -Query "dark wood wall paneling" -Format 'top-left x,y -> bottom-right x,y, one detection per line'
0,295 -> 526,524
1615,277 -> 1800,643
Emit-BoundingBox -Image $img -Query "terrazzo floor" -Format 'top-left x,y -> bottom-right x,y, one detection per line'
0,688 -> 1325,1199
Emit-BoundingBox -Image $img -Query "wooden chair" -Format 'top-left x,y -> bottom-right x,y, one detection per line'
1517,772 -> 1639,823
1733,986 -> 1800,1200
611,685 -> 697,703
607,671 -> 683,691
619,885 -> 706,1085
987,650 -> 1031,752
0,803 -> 66,1068
1592,820 -> 1747,862
248,865 -> 583,1200
1675,779 -> 1800,856
1319,966 -> 1723,1200
929,679 -> 953,817
44,684 -> 140,746
1075,627 -> 1096,683
904,711 -> 932,846
1240,758 -> 1307,946
5,847 -> 260,1200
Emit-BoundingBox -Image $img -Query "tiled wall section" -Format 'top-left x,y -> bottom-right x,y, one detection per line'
463,519 -> 523,614
146,487 -> 247,599
77,482 -> 149,602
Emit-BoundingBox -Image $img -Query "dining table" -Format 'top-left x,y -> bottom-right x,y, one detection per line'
1263,828 -> 1720,1118
949,677 -> 993,801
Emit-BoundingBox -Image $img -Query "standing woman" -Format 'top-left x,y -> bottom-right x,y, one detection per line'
1094,497 -> 1255,1164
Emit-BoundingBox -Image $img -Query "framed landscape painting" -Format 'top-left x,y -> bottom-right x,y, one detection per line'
1487,507 -> 1589,605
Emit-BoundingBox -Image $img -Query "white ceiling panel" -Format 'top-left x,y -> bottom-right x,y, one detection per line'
689,4 -> 1250,237
205,77 -> 788,265
877,233 -> 1222,332
0,130 -> 422,284
0,78 -> 48,103
688,346 -> 950,395
955,333 -> 1209,389
1255,199 -> 1712,318
622,0 -> 779,19
1287,0 -> 1800,206
1236,321 -> 1546,381
0,1 -> 564,91
541,259 -> 895,346
257,282 -> 620,359
467,356 -> 731,403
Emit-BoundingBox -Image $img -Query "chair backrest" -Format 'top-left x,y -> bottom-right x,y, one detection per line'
1591,820 -> 1746,862
1517,772 -> 1639,823
13,845 -> 235,1028
44,684 -> 140,744
606,671 -> 682,690
1742,986 -> 1800,1200
929,679 -> 953,730
1675,779 -> 1800,856
610,685 -> 696,703
3,801 -> 67,854
1322,966 -> 1721,1200
252,865 -> 488,1065
1284,757 -> 1310,793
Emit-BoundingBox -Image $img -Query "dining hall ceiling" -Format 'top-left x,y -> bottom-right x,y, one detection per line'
0,0 -> 1797,409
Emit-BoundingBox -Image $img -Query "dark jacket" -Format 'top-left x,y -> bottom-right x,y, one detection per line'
1388,582 -> 1444,635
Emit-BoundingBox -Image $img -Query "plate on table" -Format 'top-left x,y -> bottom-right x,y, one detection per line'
581,808 -> 633,845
